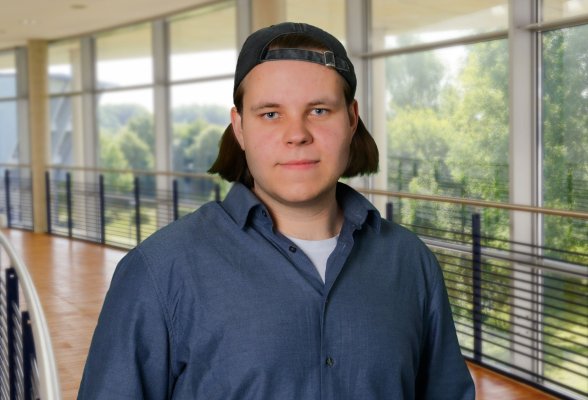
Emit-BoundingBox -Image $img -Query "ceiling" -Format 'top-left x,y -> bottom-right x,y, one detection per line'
0,0 -> 214,50
0,0 -> 582,53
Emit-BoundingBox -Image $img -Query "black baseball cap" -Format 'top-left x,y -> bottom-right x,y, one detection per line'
233,22 -> 357,101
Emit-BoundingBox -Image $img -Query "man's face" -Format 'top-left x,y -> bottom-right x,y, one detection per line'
231,60 -> 358,210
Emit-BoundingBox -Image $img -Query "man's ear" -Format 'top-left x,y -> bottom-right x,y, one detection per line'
231,107 -> 245,150
349,100 -> 359,134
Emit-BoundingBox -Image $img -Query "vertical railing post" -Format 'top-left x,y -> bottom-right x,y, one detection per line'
134,177 -> 141,244
5,170 -> 12,228
99,175 -> 105,245
6,268 -> 19,400
472,213 -> 482,362
45,171 -> 52,234
22,311 -> 35,400
66,172 -> 73,238
386,201 -> 393,222
214,184 -> 221,202
172,179 -> 179,221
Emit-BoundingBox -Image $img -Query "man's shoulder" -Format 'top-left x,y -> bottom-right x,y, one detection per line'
379,219 -> 427,248
135,201 -> 227,258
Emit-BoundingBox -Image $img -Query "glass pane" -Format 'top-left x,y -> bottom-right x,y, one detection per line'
371,0 -> 508,51
381,40 -> 509,199
0,100 -> 18,163
50,95 -> 84,165
169,2 -> 237,81
171,79 -> 232,173
0,51 -> 16,98
171,79 -> 232,211
48,40 -> 82,94
285,0 -> 346,45
97,89 -> 154,172
542,24 -> 588,214
543,0 -> 588,21
96,23 -> 153,88
542,24 -> 588,396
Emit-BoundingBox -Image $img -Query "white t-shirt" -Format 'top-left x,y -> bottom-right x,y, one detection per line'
286,235 -> 339,283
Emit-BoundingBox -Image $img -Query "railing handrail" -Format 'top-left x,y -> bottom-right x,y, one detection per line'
3,164 -> 587,220
47,164 -> 219,180
0,230 -> 62,400
423,237 -> 587,278
0,163 -> 32,169
357,187 -> 588,220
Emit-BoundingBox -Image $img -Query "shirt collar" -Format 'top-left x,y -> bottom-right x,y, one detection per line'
221,182 -> 382,233
336,182 -> 381,233
221,183 -> 264,229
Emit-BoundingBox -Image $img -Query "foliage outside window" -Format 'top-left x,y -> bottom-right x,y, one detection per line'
95,24 -> 155,190
541,24 -> 588,394
169,1 -> 237,203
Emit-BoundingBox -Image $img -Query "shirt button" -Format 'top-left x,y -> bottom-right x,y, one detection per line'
288,245 -> 297,253
261,210 -> 268,217
325,356 -> 335,367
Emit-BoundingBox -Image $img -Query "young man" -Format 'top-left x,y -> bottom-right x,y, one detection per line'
79,22 -> 475,399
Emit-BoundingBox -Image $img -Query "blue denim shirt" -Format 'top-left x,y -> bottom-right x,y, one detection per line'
78,183 -> 474,400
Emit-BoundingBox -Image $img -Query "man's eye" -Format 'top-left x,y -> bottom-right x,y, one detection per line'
312,108 -> 328,116
263,112 -> 278,119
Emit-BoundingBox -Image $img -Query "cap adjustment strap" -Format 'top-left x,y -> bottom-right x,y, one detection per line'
263,48 -> 350,72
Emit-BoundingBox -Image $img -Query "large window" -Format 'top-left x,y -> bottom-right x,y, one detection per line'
370,1 -> 509,236
0,51 -> 19,164
543,0 -> 588,20
371,0 -> 508,51
96,23 -> 155,174
541,23 -> 588,395
1,48 -> 31,230
168,1 -> 237,200
48,40 -> 83,166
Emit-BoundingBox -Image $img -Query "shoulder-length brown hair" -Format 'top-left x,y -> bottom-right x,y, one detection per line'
208,34 -> 379,188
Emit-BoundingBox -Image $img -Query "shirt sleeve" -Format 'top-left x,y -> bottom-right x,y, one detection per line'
78,249 -> 173,400
415,254 -> 476,400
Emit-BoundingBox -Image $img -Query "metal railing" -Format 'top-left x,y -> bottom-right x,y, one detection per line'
45,166 -> 222,248
0,231 -> 61,399
361,188 -> 588,400
0,168 -> 33,231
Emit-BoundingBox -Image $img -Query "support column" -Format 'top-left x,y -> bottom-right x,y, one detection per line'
27,40 -> 48,233
153,19 -> 172,228
236,0 -> 252,47
251,0 -> 286,30
509,0 -> 541,381
79,37 -> 101,240
370,27 -> 388,212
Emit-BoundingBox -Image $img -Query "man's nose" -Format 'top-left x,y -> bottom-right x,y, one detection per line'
284,118 -> 313,145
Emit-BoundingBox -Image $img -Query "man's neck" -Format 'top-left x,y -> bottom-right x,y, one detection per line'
254,188 -> 343,240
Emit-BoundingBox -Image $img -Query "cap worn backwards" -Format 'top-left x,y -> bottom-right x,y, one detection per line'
233,22 -> 357,101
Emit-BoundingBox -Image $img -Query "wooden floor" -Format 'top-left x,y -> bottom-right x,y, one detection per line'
1,229 -> 559,400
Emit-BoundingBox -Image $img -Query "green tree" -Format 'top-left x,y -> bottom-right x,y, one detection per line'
385,37 -> 445,111
446,40 -> 509,203
118,129 -> 154,171
99,134 -> 133,191
99,104 -> 150,134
